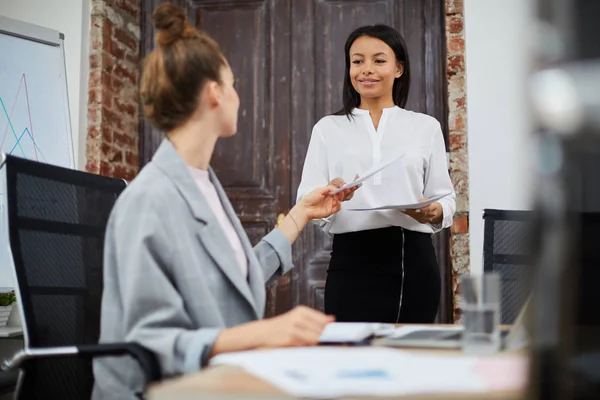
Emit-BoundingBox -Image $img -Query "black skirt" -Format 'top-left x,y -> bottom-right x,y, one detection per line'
325,226 -> 441,323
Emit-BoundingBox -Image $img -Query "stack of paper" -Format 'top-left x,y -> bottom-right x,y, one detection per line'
318,322 -> 396,343
210,346 -> 524,398
318,322 -> 375,343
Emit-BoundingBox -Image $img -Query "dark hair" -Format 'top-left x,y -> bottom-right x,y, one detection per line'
140,2 -> 227,132
333,24 -> 411,117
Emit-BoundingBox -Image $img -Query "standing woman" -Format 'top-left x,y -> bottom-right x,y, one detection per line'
296,25 -> 456,324
93,3 -> 348,399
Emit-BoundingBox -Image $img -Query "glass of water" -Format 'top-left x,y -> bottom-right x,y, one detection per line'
460,273 -> 501,355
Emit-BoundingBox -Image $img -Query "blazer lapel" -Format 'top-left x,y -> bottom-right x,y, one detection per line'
208,167 -> 266,318
151,140 -> 258,316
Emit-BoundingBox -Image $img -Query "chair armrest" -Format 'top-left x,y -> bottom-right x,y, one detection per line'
2,342 -> 160,383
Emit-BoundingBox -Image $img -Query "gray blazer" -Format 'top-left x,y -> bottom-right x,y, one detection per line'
92,140 -> 293,399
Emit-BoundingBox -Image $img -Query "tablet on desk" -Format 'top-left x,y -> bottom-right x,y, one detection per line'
377,326 -> 512,349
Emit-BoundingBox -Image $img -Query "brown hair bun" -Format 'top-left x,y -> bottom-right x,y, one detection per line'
153,2 -> 196,46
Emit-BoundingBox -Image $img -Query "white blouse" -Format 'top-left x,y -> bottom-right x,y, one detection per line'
296,106 -> 456,235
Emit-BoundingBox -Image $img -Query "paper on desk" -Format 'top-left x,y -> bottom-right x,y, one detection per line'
329,153 -> 405,195
318,322 -> 397,343
347,192 -> 453,211
210,347 -> 493,398
319,322 -> 375,343
388,324 -> 463,338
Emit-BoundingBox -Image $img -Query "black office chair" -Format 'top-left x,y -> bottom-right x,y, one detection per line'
482,209 -> 535,324
0,154 -> 160,399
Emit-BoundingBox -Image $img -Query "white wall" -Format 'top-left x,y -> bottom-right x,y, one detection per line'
464,0 -> 535,274
1,0 -> 91,170
0,1 -> 90,287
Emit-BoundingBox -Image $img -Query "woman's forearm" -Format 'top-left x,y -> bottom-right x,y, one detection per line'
277,205 -> 310,244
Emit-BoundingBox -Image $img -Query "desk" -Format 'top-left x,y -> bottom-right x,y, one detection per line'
148,345 -> 526,399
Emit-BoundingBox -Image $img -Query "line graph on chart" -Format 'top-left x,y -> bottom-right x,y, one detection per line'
1,73 -> 48,164
0,73 -> 51,214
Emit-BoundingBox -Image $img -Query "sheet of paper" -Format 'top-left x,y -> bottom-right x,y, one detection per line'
318,322 -> 397,343
347,192 -> 453,211
388,324 -> 464,339
210,347 -> 500,398
319,322 -> 375,343
329,153 -> 405,195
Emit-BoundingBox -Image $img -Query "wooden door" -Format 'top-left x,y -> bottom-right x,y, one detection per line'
140,0 -> 451,321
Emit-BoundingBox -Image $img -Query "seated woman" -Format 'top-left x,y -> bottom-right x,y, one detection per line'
92,3 -> 348,399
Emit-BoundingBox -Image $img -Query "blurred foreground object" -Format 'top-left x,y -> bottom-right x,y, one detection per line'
528,0 -> 600,399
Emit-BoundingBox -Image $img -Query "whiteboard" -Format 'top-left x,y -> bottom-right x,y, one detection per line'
0,16 -> 75,286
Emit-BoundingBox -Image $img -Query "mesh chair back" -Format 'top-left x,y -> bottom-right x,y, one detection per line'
482,209 -> 534,324
2,155 -> 126,399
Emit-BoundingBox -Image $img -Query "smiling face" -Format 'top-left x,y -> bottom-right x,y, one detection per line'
348,35 -> 403,104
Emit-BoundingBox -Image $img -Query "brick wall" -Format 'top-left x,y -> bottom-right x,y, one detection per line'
446,0 -> 469,321
86,0 -> 141,181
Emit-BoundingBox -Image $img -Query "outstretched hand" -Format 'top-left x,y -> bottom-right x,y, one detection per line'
299,185 -> 344,220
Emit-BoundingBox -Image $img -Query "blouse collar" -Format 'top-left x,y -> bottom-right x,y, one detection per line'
352,105 -> 399,115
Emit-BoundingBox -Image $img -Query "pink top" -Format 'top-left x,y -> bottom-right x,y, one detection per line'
188,167 -> 248,278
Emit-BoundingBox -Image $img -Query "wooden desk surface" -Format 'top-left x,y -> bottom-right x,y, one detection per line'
148,325 -> 526,400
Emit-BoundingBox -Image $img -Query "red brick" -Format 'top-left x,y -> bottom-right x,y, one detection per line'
126,52 -> 139,64
102,71 -> 112,88
446,15 -> 463,34
451,215 -> 469,234
110,76 -> 124,93
115,0 -> 139,19
446,0 -> 464,15
88,88 -> 99,105
102,88 -> 114,109
449,133 -> 466,150
101,142 -> 113,158
447,36 -> 464,54
88,69 -> 102,88
449,150 -> 468,173
88,126 -> 101,140
114,131 -> 134,147
100,160 -> 111,177
112,151 -> 124,163
113,64 -> 137,85
114,98 -> 136,118
114,28 -> 137,51
102,19 -> 113,54
88,107 -> 99,124
113,165 -> 137,181
102,106 -> 123,130
89,53 -> 101,70
448,111 -> 465,131
110,41 -> 126,60
101,125 -> 113,143
125,151 -> 139,166
447,54 -> 465,76
85,158 -> 100,174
